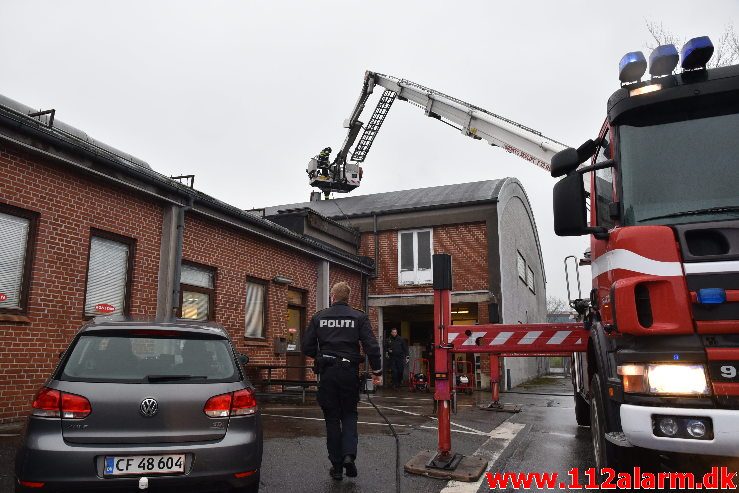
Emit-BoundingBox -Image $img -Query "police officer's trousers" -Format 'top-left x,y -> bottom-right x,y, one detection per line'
318,364 -> 360,465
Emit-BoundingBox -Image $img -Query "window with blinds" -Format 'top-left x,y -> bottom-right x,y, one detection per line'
84,233 -> 133,317
244,279 -> 267,339
527,266 -> 536,294
0,208 -> 36,313
517,251 -> 526,281
398,229 -> 433,285
180,263 -> 215,321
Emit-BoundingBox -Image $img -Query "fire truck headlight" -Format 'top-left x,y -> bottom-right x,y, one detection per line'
618,363 -> 710,395
646,364 -> 709,395
618,364 -> 648,393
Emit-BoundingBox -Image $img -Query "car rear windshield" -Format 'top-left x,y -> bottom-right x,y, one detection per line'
60,331 -> 239,383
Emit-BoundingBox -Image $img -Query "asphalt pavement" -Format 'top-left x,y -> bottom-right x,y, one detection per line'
5,375 -> 738,492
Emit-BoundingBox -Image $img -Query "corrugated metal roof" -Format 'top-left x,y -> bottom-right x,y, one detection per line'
265,179 -> 506,218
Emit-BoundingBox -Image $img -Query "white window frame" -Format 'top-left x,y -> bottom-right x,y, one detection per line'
84,231 -> 134,317
397,228 -> 433,286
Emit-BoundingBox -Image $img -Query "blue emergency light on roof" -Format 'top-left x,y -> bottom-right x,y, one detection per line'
649,44 -> 679,77
681,36 -> 714,70
619,51 -> 647,84
697,288 -> 726,304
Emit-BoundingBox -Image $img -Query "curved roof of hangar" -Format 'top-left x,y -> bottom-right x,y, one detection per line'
265,179 -> 507,219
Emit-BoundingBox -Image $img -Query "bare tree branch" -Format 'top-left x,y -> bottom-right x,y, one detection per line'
645,21 -> 739,68
546,296 -> 569,315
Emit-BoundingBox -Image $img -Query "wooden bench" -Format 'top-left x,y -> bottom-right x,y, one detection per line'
248,365 -> 318,404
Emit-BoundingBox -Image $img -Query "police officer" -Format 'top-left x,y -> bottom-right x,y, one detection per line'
302,282 -> 382,481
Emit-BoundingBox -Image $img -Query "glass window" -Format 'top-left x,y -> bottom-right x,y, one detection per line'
417,231 -> 432,270
245,279 -> 267,339
286,289 -> 305,352
399,232 -> 414,272
60,333 -> 238,383
398,229 -> 433,285
517,251 -> 526,281
526,266 -> 535,293
84,233 -> 133,317
180,263 -> 215,321
0,207 -> 36,313
620,110 -> 739,225
593,129 -> 615,229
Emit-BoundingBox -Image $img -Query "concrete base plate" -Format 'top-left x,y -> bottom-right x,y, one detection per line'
479,402 -> 521,413
404,450 -> 488,481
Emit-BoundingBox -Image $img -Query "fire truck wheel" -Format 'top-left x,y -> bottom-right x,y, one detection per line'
590,373 -> 628,475
574,390 -> 590,426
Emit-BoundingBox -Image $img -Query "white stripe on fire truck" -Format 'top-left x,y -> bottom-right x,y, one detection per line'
546,331 -> 571,345
488,331 -> 513,346
517,331 -> 542,345
590,249 -> 683,279
683,260 -> 739,274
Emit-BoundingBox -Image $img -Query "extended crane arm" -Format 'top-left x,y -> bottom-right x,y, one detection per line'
308,70 -> 569,195
368,73 -> 567,170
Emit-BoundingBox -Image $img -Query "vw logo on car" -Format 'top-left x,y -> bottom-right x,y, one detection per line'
139,397 -> 158,417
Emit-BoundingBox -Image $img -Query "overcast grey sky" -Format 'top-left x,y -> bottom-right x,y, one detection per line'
2,1 -> 736,302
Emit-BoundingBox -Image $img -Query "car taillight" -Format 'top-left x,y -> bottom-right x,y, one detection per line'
32,387 -> 61,418
204,393 -> 232,417
204,389 -> 257,418
31,387 -> 91,419
231,389 -> 257,416
61,392 -> 92,419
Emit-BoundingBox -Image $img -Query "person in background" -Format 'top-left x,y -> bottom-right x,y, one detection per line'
385,328 -> 408,390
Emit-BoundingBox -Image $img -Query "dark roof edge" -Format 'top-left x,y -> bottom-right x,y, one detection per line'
0,98 -> 372,274
299,196 -> 500,220
189,193 -> 374,273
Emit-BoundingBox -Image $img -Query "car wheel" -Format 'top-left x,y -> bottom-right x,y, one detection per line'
590,373 -> 630,475
574,390 -> 590,426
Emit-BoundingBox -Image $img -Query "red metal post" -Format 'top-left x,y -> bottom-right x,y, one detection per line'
489,354 -> 500,404
433,288 -> 452,455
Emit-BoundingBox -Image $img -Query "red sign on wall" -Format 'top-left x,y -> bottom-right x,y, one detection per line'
95,303 -> 116,313
0,293 -> 7,302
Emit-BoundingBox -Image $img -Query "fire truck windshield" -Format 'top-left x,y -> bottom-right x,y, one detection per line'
619,110 -> 739,225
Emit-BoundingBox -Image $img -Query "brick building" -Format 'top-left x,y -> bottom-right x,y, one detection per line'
264,180 -> 549,390
0,94 -> 372,423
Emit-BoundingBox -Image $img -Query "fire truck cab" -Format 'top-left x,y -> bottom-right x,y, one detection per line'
553,37 -> 739,470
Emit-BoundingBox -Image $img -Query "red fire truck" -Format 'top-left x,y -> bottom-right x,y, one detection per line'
312,34 -> 738,475
552,36 -> 739,470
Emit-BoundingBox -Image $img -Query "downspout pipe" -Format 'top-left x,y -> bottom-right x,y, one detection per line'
170,196 -> 194,318
372,213 -> 379,279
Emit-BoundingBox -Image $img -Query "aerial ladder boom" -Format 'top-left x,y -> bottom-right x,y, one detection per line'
307,71 -> 569,195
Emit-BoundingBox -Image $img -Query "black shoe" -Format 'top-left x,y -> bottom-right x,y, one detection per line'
330,464 -> 343,480
343,455 -> 357,477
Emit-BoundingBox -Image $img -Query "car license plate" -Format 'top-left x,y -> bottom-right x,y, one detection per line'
104,454 -> 185,476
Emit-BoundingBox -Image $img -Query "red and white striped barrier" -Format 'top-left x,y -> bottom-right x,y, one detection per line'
446,323 -> 588,354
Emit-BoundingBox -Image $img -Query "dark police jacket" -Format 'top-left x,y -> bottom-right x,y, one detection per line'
302,301 -> 382,371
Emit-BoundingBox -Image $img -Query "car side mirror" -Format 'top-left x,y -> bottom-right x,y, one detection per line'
238,353 -> 249,366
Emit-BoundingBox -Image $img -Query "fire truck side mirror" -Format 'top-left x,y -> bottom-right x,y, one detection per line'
550,148 -> 580,177
553,173 -> 608,239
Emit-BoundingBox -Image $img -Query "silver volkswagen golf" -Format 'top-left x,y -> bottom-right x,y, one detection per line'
15,318 -> 262,492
